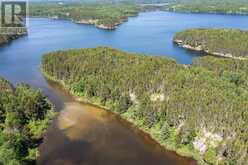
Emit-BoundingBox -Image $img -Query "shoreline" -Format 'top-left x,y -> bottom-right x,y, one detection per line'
31,12 -> 139,30
41,68 -> 205,165
0,31 -> 27,46
74,19 -> 118,30
173,39 -> 248,60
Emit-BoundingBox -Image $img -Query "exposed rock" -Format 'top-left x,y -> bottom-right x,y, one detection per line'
75,19 -> 98,25
75,19 -> 117,30
193,128 -> 223,155
129,92 -> 138,103
150,93 -> 165,102
174,39 -> 247,60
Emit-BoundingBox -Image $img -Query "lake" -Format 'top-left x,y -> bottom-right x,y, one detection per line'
0,11 -> 248,165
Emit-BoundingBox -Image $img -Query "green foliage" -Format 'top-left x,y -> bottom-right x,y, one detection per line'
193,55 -> 248,87
174,28 -> 248,58
0,77 -> 55,164
177,125 -> 196,146
204,148 -> 217,164
42,47 -> 248,164
160,122 -> 170,140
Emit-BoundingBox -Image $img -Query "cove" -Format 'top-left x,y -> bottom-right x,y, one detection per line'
0,11 -> 248,165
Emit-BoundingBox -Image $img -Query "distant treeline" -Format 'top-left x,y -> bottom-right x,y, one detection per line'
167,0 -> 248,14
174,29 -> 248,58
42,47 -> 248,164
0,77 -> 55,165
29,0 -> 248,15
29,0 -> 174,5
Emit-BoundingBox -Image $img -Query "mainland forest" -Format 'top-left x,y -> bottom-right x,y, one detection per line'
30,0 -> 248,16
167,0 -> 248,14
0,78 -> 55,165
42,47 -> 248,165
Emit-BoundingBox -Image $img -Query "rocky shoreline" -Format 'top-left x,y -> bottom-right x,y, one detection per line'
75,18 -> 128,30
173,39 -> 247,60
46,16 -> 118,30
0,29 -> 27,46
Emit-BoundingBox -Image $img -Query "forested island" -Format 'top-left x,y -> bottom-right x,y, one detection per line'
41,47 -> 248,165
173,28 -> 248,59
30,4 -> 142,30
0,77 -> 55,164
167,0 -> 248,15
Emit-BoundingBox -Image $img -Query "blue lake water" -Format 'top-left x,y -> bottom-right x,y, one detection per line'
0,11 -> 248,165
1,11 -> 248,87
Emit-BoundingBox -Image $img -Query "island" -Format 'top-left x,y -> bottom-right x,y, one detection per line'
30,4 -> 142,30
0,77 -> 55,164
41,47 -> 248,165
173,28 -> 248,59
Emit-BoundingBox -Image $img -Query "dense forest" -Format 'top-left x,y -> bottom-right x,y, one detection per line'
42,47 -> 248,165
30,4 -> 142,29
0,77 -> 55,165
167,0 -> 248,14
173,29 -> 248,59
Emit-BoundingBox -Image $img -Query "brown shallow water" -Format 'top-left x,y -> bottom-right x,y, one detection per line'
38,80 -> 196,165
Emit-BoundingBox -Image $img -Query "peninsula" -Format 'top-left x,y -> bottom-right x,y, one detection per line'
41,47 -> 248,165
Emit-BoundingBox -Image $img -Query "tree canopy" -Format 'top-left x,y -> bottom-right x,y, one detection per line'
0,77 -> 55,165
42,47 -> 248,164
